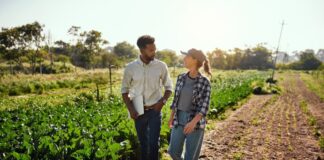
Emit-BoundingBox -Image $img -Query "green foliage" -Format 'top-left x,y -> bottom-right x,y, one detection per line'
56,80 -> 77,88
156,49 -> 178,67
99,51 -> 121,68
0,94 -> 137,159
207,45 -> 274,70
33,82 -> 44,94
319,136 -> 324,151
8,86 -> 22,96
113,41 -> 139,61
0,84 -> 7,96
0,21 -> 44,74
0,70 -> 269,159
21,83 -> 34,93
67,27 -> 108,69
208,71 -> 268,118
1,78 -> 80,97
285,51 -> 322,70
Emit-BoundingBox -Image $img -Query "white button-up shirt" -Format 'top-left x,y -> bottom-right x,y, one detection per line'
121,57 -> 173,106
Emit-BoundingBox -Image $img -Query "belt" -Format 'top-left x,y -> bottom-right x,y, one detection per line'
144,105 -> 154,110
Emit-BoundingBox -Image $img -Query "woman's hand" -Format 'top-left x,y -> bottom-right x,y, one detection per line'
183,121 -> 196,134
168,118 -> 173,128
169,109 -> 175,128
183,113 -> 203,134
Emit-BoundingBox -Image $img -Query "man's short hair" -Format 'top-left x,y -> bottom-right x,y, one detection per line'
137,35 -> 155,49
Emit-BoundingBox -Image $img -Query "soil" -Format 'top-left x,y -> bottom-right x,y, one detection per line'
199,73 -> 324,160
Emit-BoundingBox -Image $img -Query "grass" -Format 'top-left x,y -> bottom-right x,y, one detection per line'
319,136 -> 324,151
233,151 -> 244,160
300,71 -> 324,101
299,99 -> 324,150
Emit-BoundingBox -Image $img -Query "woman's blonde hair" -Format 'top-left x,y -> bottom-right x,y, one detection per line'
181,48 -> 212,77
197,59 -> 212,76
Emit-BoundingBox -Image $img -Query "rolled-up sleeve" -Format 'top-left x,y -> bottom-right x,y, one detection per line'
161,63 -> 173,91
121,67 -> 131,94
198,81 -> 211,117
170,76 -> 180,109
170,92 -> 177,110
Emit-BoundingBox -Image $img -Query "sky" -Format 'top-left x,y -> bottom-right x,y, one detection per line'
0,0 -> 323,54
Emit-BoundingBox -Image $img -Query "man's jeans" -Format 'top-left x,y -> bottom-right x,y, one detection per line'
135,109 -> 162,160
168,110 -> 204,160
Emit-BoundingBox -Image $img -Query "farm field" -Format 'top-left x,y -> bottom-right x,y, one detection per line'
0,69 -> 323,159
200,71 -> 324,160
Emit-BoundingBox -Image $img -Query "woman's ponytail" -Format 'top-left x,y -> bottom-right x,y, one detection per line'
203,59 -> 212,76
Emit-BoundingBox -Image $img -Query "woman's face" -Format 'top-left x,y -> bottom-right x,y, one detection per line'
183,55 -> 197,69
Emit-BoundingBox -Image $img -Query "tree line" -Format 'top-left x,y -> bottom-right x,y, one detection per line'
0,21 -> 322,75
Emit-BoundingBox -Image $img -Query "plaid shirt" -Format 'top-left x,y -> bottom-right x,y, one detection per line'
170,72 -> 211,129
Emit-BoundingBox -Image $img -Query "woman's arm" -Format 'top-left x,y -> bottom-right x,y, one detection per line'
197,80 -> 211,116
168,109 -> 175,128
183,113 -> 202,134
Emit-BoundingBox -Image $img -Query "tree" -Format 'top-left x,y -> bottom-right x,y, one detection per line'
26,48 -> 48,74
250,45 -> 273,69
298,50 -> 322,70
208,48 -> 227,69
239,45 -> 273,70
113,41 -> 139,62
225,53 -> 235,69
22,22 -> 45,74
83,30 -> 108,69
53,40 -> 71,55
0,27 -> 24,73
67,27 -> 108,69
56,54 -> 70,68
0,21 -> 44,74
232,48 -> 244,69
100,51 -> 120,68
156,49 -> 178,67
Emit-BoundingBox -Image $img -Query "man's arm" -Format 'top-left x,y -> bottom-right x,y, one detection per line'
161,90 -> 172,103
153,63 -> 173,111
122,93 -> 138,119
121,67 -> 138,119
153,90 -> 172,112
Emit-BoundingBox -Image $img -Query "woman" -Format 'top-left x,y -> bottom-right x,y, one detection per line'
168,48 -> 211,160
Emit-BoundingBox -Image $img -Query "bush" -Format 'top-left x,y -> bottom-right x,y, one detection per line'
74,92 -> 95,106
35,63 -> 74,74
57,80 -> 76,88
21,83 -> 34,94
0,84 -> 8,96
8,87 -> 21,96
42,82 -> 59,90
33,83 -> 44,94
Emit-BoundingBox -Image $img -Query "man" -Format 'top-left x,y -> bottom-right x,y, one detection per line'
121,35 -> 172,160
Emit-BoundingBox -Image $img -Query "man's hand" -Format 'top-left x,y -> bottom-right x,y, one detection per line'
122,93 -> 139,120
152,101 -> 164,112
129,109 -> 139,120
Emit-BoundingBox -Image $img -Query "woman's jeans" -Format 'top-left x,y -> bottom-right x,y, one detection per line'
168,110 -> 204,160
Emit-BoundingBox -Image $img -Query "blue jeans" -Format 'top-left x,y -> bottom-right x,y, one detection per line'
135,109 -> 162,160
168,110 -> 204,160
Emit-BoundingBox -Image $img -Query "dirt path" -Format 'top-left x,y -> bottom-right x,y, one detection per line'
200,73 -> 324,160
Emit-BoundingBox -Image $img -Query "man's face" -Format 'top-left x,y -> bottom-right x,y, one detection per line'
141,43 -> 156,60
